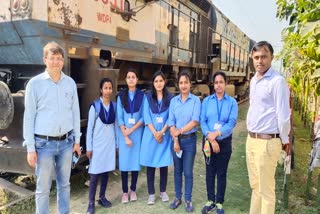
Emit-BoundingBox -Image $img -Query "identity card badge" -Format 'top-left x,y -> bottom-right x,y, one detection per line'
213,123 -> 222,130
128,117 -> 136,125
155,116 -> 163,123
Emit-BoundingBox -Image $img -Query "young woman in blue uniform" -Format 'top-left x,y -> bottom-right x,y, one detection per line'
167,71 -> 201,212
140,71 -> 173,205
86,78 -> 116,214
117,68 -> 144,203
200,71 -> 238,214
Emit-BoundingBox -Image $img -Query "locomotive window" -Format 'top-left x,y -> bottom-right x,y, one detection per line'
244,52 -> 248,72
229,43 -> 235,69
212,44 -> 220,57
235,46 -> 240,66
189,31 -> 195,50
221,39 -> 229,64
168,24 -> 178,47
240,49 -> 245,72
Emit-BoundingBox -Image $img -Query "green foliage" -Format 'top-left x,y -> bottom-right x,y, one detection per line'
276,0 -> 320,123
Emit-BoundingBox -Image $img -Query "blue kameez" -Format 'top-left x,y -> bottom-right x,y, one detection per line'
86,100 -> 116,174
140,94 -> 173,167
116,90 -> 144,171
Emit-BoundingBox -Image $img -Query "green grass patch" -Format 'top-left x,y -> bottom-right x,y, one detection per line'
0,189 -> 19,207
281,110 -> 320,213
10,102 -> 320,214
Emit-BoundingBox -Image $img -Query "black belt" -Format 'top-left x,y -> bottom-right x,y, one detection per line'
248,131 -> 280,140
178,132 -> 196,139
35,130 -> 72,141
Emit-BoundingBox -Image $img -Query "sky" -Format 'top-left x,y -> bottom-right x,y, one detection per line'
212,0 -> 289,71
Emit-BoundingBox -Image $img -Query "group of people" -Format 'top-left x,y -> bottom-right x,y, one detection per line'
23,40 -> 290,214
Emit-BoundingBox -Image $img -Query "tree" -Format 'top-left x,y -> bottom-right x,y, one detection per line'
276,0 -> 320,125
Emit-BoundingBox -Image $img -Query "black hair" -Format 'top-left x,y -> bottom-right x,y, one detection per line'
150,71 -> 170,107
126,68 -> 139,78
213,71 -> 227,83
120,68 -> 139,109
99,77 -> 113,96
251,41 -> 274,56
178,70 -> 191,83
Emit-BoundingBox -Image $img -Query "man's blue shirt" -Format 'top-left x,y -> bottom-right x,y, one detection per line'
23,71 -> 81,152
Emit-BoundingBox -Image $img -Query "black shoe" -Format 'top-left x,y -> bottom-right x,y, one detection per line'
98,197 -> 112,208
185,201 -> 194,212
201,201 -> 216,214
86,202 -> 95,214
169,198 -> 182,209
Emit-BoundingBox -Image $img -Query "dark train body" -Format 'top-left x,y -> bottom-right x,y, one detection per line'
0,0 -> 254,174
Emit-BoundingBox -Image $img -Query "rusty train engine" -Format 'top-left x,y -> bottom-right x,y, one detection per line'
0,0 -> 254,174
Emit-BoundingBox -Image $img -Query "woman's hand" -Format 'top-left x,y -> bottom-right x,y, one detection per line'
207,131 -> 219,142
154,132 -> 163,143
124,127 -> 133,136
125,137 -> 133,147
121,126 -> 128,137
210,140 -> 220,153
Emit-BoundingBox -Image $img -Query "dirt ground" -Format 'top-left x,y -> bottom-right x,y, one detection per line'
6,101 -> 317,213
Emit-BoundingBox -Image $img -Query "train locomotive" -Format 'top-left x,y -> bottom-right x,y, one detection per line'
0,0 -> 254,174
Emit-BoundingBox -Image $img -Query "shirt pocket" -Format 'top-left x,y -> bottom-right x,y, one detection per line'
62,88 -> 74,109
256,82 -> 273,107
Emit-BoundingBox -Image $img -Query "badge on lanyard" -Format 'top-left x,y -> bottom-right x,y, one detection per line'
128,117 -> 136,124
156,116 -> 163,123
128,93 -> 136,124
214,122 -> 222,130
156,100 -> 163,124
214,96 -> 223,131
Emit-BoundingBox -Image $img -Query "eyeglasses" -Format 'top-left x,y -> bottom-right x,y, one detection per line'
46,57 -> 64,62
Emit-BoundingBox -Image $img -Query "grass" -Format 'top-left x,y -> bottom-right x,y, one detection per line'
5,102 -> 320,213
222,102 -> 251,213
0,189 -> 19,207
281,110 -> 320,213
79,102 -> 253,214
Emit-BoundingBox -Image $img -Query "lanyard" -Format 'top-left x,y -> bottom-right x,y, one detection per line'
157,100 -> 162,114
103,106 -> 109,123
129,96 -> 135,117
216,97 -> 224,122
